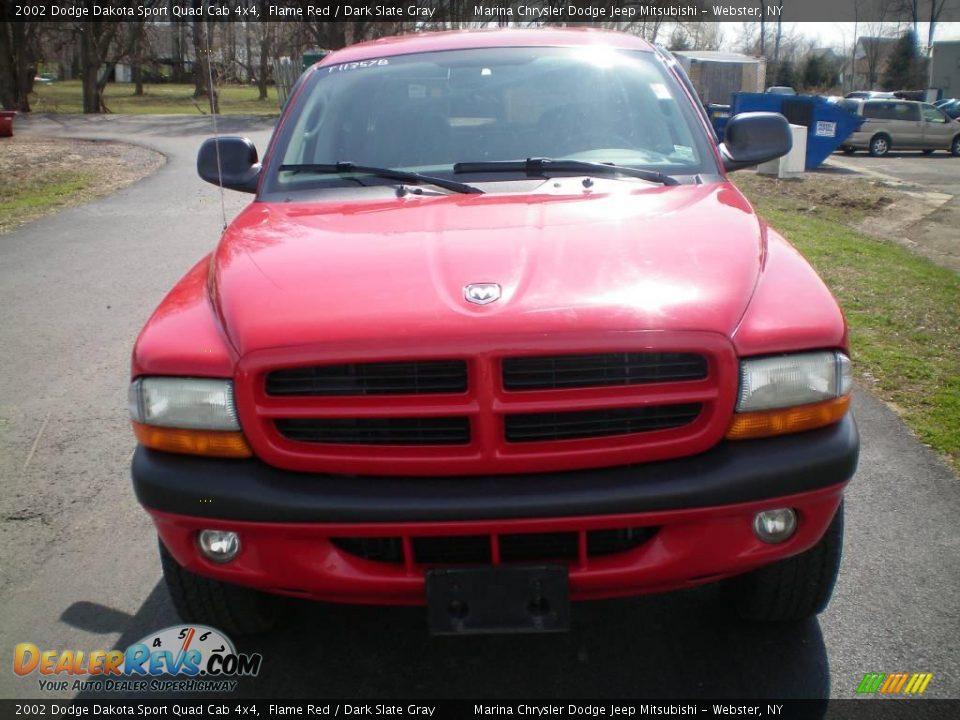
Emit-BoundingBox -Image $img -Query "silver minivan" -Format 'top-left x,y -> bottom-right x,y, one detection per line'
839,98 -> 960,157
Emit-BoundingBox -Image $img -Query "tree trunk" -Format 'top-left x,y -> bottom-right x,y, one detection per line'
257,24 -> 270,101
192,20 -> 205,99
171,18 -> 186,83
244,23 -> 252,83
0,22 -> 16,110
927,0 -> 944,57
191,20 -> 219,114
81,65 -> 100,114
774,3 -> 783,64
758,2 -> 766,57
131,23 -> 144,96
1,20 -> 38,112
80,26 -> 102,114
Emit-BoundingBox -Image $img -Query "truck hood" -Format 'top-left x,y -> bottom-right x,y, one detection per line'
212,181 -> 764,358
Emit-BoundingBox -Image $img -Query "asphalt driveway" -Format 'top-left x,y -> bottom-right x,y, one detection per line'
1,115 -> 957,701
827,149 -> 960,272
828,149 -> 960,196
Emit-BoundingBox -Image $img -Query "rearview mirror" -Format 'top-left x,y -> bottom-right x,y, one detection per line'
719,113 -> 792,172
197,137 -> 260,193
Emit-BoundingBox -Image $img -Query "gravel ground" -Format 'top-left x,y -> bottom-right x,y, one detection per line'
0,136 -> 164,234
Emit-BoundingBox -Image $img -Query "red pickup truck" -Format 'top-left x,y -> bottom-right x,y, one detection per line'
130,29 -> 857,635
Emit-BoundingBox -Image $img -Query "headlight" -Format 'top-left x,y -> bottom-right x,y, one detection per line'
727,351 -> 852,440
128,377 -> 240,430
736,351 -> 852,412
128,378 -> 251,458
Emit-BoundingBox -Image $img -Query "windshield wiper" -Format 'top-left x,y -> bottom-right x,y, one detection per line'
278,162 -> 484,194
453,158 -> 679,186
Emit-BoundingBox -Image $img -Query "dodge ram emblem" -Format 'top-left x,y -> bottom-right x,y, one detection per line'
464,283 -> 501,305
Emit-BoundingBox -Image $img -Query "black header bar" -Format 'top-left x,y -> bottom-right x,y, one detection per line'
2,699 -> 960,720
4,0 -> 959,24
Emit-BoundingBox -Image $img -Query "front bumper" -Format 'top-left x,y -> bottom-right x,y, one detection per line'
134,415 -> 858,604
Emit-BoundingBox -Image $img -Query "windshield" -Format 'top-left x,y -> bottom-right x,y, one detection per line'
265,46 -> 715,196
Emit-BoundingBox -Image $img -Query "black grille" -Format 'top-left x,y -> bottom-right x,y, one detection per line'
329,537 -> 405,564
502,352 -> 707,391
415,535 -> 491,564
331,528 -> 657,565
276,417 -> 470,445
504,404 -> 701,443
266,360 -> 467,396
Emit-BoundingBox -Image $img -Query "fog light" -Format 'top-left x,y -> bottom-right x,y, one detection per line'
198,530 -> 240,563
753,509 -> 797,544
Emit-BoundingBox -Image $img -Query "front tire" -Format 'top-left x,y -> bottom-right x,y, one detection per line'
729,504 -> 844,623
159,539 -> 278,635
869,134 -> 890,157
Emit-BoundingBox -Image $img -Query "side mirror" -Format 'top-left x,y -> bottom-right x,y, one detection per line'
197,137 -> 260,193
719,112 -> 792,172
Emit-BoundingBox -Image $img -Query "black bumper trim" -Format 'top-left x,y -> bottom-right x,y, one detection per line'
132,415 -> 858,523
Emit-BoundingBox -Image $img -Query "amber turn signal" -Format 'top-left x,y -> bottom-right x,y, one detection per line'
725,395 -> 851,440
132,421 -> 253,458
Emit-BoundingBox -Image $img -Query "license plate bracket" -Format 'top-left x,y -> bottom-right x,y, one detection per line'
426,565 -> 570,635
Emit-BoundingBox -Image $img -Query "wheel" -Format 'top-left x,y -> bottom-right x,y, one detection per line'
922,149 -> 935,155
869,134 -> 890,157
840,145 -> 856,155
159,539 -> 278,635
728,504 -> 843,623
951,136 -> 960,157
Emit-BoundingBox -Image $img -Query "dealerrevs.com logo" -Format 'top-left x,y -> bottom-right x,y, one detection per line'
14,625 -> 262,693
857,672 -> 934,695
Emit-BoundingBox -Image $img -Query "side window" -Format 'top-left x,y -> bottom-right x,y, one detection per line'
838,99 -> 860,114
894,103 -> 920,121
862,102 -> 886,120
921,104 -> 947,123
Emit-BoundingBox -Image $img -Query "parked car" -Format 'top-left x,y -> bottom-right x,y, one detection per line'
766,86 -> 796,95
130,29 -> 857,636
838,98 -> 960,156
940,100 -> 960,120
845,90 -> 895,99
933,97 -> 955,108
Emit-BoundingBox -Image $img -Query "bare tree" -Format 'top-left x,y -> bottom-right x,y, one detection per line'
191,18 -> 218,113
129,19 -> 149,96
684,22 -> 724,51
895,0 -> 920,40
850,0 -> 864,90
73,15 -> 139,113
235,7 -> 276,101
757,0 -> 766,57
0,19 -> 42,111
848,0 -> 898,89
927,0 -> 948,56
773,0 -> 784,64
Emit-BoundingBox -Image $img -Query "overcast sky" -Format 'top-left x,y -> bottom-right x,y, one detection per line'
791,21 -> 960,50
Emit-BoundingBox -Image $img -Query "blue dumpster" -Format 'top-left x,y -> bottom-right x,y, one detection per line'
727,93 -> 865,170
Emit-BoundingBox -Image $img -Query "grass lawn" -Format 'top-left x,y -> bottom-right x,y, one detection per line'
29,80 -> 280,116
734,172 -> 960,473
0,169 -> 95,230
